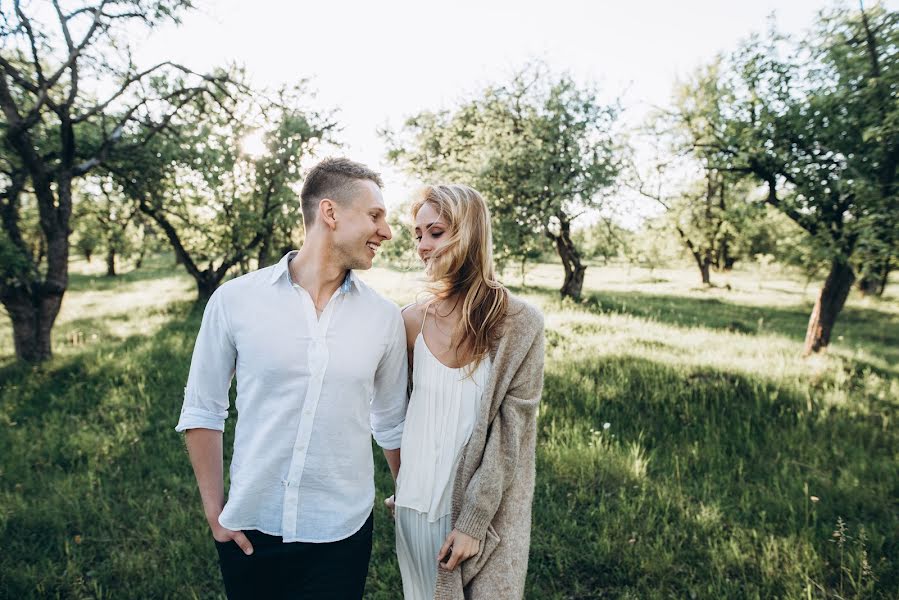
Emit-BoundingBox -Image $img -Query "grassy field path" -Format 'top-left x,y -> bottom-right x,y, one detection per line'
1,258 -> 896,598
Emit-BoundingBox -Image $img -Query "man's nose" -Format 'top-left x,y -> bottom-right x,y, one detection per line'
380,221 -> 393,241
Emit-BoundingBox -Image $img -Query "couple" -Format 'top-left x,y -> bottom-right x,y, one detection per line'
175,157 -> 545,599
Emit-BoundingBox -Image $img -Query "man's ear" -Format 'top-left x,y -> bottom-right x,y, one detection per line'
319,198 -> 338,230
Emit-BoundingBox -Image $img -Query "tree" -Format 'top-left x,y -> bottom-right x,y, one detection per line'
376,202 -> 417,270
625,218 -> 685,274
633,154 -> 751,286
107,86 -> 335,300
385,65 -> 621,300
674,4 -> 899,353
854,219 -> 896,296
73,175 -> 144,276
632,61 -> 775,286
571,218 -> 630,265
0,0 -> 232,362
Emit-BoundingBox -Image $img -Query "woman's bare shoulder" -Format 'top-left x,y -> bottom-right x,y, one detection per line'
400,302 -> 427,346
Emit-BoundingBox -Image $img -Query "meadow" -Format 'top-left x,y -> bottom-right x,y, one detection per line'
0,255 -> 897,599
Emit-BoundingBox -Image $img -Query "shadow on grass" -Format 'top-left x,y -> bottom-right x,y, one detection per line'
0,302 -> 202,445
67,256 -> 193,293
2,290 -> 896,598
0,304 -> 228,598
511,283 -> 899,372
532,354 -> 898,598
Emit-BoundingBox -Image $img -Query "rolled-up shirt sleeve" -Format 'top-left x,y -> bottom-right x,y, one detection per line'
175,287 -> 236,433
370,307 -> 408,449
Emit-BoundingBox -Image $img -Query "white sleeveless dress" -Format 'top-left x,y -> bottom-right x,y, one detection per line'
394,316 -> 491,600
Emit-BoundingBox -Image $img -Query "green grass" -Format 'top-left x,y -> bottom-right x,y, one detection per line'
1,257 -> 897,598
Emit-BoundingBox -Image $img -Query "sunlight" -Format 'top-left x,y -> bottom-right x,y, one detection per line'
240,129 -> 267,158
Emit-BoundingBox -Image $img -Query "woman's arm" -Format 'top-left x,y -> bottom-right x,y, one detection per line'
453,318 -> 545,542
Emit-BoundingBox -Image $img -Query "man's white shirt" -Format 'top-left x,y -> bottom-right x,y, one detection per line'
176,251 -> 407,542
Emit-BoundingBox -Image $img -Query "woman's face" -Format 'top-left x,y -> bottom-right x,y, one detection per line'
414,202 -> 451,266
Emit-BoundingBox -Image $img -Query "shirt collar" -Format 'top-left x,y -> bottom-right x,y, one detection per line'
269,250 -> 357,294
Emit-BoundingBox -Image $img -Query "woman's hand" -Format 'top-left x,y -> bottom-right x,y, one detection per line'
384,494 -> 396,519
437,528 -> 480,571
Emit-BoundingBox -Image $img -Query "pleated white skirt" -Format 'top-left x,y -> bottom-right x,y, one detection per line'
395,506 -> 453,600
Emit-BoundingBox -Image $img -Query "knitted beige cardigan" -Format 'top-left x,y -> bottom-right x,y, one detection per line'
433,294 -> 545,600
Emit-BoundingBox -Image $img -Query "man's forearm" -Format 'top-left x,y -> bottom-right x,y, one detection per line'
184,428 -> 226,526
383,448 -> 401,484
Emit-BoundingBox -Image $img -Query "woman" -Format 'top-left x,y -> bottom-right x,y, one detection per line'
386,184 -> 545,599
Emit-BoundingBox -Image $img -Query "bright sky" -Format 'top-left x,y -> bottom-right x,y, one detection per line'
133,0 -> 895,217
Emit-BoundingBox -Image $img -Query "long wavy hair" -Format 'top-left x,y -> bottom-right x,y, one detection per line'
411,184 -> 508,369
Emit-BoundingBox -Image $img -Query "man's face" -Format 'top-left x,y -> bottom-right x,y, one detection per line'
331,180 -> 392,270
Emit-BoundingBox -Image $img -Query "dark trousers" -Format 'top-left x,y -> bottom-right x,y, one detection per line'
214,511 -> 373,599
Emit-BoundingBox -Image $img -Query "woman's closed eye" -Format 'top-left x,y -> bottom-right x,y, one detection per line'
415,230 -> 444,242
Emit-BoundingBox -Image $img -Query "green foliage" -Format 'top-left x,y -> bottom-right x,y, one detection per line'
385,64 -> 622,297
71,178 -> 142,274
375,203 -> 418,270
571,219 -> 632,264
679,5 -> 899,265
663,5 -> 899,349
626,219 -> 688,272
0,0 -> 241,361
105,79 -> 336,295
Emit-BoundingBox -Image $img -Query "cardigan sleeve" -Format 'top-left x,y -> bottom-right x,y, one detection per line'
453,315 -> 545,541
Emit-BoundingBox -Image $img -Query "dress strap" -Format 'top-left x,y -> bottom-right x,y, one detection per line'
419,302 -> 429,335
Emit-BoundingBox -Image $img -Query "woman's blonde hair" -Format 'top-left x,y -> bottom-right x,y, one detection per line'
411,184 -> 507,369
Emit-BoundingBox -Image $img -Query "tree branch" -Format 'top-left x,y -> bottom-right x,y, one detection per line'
41,1 -> 108,93
73,62 -> 215,124
13,0 -> 46,89
74,85 -> 211,176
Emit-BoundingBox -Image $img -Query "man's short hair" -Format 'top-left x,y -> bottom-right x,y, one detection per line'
300,157 -> 383,227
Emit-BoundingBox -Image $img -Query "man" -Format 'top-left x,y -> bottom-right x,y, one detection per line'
175,158 -> 407,599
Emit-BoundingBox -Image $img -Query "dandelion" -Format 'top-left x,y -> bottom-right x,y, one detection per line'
810,496 -> 820,503
603,422 -> 611,430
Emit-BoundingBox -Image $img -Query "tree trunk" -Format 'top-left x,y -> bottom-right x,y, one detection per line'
551,217 -> 586,300
1,136 -> 72,363
106,247 -> 117,277
857,257 -> 890,297
196,270 -> 220,303
677,228 -> 712,286
2,287 -> 63,362
724,254 -> 737,270
720,237 -> 736,270
879,263 -> 891,296
257,232 -> 272,269
135,244 -> 146,270
804,258 -> 855,355
699,259 -> 711,285
689,246 -> 712,285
